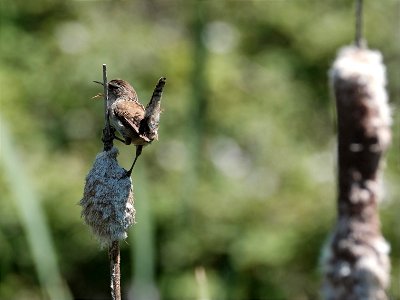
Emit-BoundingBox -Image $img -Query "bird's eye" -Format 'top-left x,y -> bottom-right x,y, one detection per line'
108,82 -> 119,89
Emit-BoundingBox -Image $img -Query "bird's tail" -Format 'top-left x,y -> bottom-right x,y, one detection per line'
146,77 -> 166,111
141,77 -> 166,141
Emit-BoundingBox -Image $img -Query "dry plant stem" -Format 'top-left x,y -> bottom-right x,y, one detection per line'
101,64 -> 121,300
109,241 -> 121,300
355,0 -> 364,47
102,64 -> 114,152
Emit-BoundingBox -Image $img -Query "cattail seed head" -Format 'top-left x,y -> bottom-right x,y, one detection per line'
322,45 -> 391,300
80,147 -> 135,247
330,46 -> 391,151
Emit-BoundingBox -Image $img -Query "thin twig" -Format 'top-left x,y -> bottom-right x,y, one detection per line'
103,64 -> 109,130
109,241 -> 121,300
355,0 -> 363,48
102,64 -> 114,151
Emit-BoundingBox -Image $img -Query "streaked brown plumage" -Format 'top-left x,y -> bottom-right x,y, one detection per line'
95,77 -> 166,175
108,79 -> 149,146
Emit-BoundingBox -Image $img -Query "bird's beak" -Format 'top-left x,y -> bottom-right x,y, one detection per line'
93,80 -> 104,86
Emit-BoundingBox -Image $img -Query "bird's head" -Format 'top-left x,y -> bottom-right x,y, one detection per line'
93,79 -> 138,102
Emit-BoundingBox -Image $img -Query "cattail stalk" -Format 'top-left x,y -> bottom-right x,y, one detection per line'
80,65 -> 135,300
101,64 -> 121,300
321,46 -> 391,299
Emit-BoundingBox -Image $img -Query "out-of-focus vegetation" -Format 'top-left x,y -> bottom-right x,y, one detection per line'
0,1 -> 399,299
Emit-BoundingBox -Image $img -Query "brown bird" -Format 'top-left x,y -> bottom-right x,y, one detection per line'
94,77 -> 166,176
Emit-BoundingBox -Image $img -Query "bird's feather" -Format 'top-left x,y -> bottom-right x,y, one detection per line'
113,101 -> 150,143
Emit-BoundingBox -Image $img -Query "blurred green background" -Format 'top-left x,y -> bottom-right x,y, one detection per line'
0,1 -> 399,299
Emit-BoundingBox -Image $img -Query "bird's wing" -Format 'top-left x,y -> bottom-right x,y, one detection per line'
113,101 -> 151,142
113,101 -> 144,133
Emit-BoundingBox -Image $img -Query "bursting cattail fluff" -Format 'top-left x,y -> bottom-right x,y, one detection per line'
80,147 -> 135,247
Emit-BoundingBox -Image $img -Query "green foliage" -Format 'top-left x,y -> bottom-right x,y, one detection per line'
0,1 -> 399,299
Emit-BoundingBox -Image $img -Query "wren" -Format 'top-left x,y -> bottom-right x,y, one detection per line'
94,77 -> 166,176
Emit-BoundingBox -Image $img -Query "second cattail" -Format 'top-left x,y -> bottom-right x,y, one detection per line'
321,45 -> 391,300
